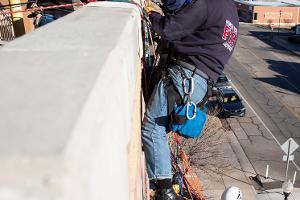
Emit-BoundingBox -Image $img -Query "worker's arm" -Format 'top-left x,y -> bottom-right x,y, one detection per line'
149,0 -> 208,41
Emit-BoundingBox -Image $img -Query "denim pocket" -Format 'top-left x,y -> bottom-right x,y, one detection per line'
167,66 -> 207,104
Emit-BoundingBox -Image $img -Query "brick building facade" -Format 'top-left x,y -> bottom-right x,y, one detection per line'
235,1 -> 300,27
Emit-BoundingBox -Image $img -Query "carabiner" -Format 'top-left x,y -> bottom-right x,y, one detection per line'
186,101 -> 197,120
183,77 -> 194,95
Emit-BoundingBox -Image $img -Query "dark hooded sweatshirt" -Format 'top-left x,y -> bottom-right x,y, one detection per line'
150,0 -> 239,81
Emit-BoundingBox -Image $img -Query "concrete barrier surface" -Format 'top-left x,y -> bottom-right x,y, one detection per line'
0,2 -> 143,200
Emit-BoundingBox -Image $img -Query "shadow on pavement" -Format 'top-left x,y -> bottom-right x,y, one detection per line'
248,30 -> 300,56
254,59 -> 300,95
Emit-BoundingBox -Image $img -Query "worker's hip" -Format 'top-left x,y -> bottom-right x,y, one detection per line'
38,14 -> 56,27
165,63 -> 208,101
146,58 -> 209,102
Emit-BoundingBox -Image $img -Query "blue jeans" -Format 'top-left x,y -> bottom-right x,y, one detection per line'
38,14 -> 56,27
142,64 -> 207,179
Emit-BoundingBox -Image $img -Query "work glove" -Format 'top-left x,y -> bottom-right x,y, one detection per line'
144,0 -> 163,15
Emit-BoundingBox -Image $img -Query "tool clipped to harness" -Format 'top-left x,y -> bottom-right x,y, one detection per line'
170,100 -> 206,139
183,75 -> 196,120
167,68 -> 207,139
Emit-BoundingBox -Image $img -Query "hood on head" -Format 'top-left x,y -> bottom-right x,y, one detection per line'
162,0 -> 191,12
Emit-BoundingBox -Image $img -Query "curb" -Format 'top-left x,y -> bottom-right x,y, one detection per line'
227,131 -> 257,178
226,131 -> 257,196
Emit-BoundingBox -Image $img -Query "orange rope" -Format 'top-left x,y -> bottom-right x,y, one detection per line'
147,25 -> 156,60
172,132 -> 205,200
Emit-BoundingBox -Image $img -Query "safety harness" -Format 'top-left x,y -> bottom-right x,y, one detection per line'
161,55 -> 213,136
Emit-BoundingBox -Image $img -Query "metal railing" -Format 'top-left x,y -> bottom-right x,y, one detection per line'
0,8 -> 15,42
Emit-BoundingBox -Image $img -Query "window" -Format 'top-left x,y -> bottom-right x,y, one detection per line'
223,95 -> 240,103
217,76 -> 229,83
253,12 -> 258,20
231,95 -> 237,102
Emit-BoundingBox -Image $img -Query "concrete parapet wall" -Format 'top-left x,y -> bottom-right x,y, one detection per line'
0,2 -> 142,200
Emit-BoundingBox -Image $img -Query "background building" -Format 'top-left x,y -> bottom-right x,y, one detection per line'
235,0 -> 300,27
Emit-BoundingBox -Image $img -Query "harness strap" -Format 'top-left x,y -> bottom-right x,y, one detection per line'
162,70 -> 182,116
163,67 -> 211,126
197,79 -> 213,109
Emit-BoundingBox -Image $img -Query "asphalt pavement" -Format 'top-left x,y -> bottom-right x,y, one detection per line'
224,23 -> 300,199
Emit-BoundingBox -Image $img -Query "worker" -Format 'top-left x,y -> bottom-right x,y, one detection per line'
143,0 -> 239,199
27,0 -> 88,27
36,0 -> 75,26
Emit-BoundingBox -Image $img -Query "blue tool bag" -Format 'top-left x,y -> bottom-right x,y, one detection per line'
170,103 -> 206,138
165,69 -> 207,139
